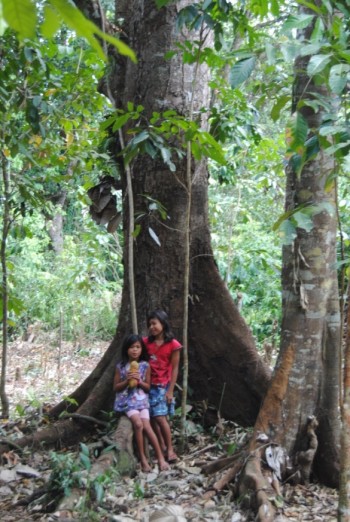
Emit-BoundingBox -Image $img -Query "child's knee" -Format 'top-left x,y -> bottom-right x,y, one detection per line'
132,418 -> 143,431
154,415 -> 167,428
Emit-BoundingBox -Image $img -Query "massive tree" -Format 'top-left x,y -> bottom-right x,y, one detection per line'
18,0 -> 270,446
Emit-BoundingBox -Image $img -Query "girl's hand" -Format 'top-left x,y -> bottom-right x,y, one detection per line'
165,390 -> 173,403
127,370 -> 140,382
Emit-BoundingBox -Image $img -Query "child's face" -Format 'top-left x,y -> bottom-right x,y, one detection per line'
148,318 -> 163,338
128,342 -> 142,361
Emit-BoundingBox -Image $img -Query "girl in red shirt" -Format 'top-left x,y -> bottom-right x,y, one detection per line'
143,309 -> 182,463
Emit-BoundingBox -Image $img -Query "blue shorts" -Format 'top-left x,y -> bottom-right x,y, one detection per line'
149,384 -> 169,417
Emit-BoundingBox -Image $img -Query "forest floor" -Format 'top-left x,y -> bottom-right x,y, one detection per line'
0,333 -> 339,521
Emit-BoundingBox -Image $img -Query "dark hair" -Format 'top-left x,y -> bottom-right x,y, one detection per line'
120,334 -> 149,366
147,309 -> 174,343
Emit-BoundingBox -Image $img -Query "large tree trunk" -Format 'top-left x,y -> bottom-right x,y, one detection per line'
105,0 -> 271,423
5,0 -> 270,451
237,4 -> 341,510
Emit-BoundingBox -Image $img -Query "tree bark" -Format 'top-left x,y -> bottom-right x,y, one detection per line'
338,282 -> 350,520
108,0 -> 271,424
241,0 -> 341,494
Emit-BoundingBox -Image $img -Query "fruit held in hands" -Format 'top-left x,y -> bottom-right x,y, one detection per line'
128,361 -> 139,388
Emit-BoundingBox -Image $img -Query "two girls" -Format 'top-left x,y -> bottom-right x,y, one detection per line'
114,310 -> 182,471
113,334 -> 169,472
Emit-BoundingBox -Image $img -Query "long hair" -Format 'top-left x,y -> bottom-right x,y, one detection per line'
120,334 -> 149,366
147,309 -> 174,343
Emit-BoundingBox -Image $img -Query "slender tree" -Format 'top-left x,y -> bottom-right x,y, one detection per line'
0,152 -> 11,417
339,280 -> 350,520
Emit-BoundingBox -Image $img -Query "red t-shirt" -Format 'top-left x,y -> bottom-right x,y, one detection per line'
143,337 -> 182,385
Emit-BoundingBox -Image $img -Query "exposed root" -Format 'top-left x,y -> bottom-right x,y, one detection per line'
203,460 -> 243,500
0,419 -> 90,454
239,453 -> 277,522
202,452 -> 242,475
295,416 -> 318,484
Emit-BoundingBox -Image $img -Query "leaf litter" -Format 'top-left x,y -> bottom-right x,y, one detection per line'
0,334 -> 339,521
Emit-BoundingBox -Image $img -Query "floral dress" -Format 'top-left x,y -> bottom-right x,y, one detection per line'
114,360 -> 149,413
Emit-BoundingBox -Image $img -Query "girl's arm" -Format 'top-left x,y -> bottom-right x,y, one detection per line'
113,368 -> 129,392
166,349 -> 180,401
138,365 -> 151,392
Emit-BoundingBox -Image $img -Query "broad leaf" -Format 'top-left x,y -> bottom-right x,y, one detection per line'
329,64 -> 350,95
299,43 -> 321,57
2,0 -> 36,39
281,14 -> 315,32
49,0 -> 136,62
112,113 -> 131,132
41,4 -> 61,38
287,113 -> 308,150
271,95 -> 290,122
130,130 -> 149,146
230,56 -> 256,88
307,54 -> 332,77
293,210 -> 314,232
278,219 -> 297,246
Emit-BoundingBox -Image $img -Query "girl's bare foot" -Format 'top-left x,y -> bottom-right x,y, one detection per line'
141,459 -> 152,472
159,459 -> 170,471
167,450 -> 178,463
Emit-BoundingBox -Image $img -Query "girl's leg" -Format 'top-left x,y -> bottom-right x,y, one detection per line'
153,415 -> 178,462
128,412 -> 151,472
151,418 -> 167,454
142,419 -> 170,471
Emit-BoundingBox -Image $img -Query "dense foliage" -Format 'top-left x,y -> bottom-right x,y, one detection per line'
1,0 -> 350,348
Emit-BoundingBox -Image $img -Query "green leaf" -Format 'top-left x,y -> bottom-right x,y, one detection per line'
79,453 -> 91,470
230,56 -> 256,88
41,4 -> 61,38
2,0 -> 36,39
93,25 -> 137,63
287,113 -> 308,150
310,16 -> 324,41
160,146 -> 171,164
8,296 -> 25,315
49,0 -> 136,62
293,210 -> 314,232
100,114 -> 118,131
94,482 -> 104,503
299,43 -> 321,57
295,0 -> 322,15
133,224 -> 141,238
144,140 -> 157,158
307,54 -> 332,77
112,113 -> 131,131
176,5 -> 199,31
278,219 -> 297,246
282,14 -> 315,32
270,95 -> 290,122
131,130 -> 149,145
80,442 -> 90,456
270,0 -> 280,16
329,64 -> 350,95
191,140 -> 201,160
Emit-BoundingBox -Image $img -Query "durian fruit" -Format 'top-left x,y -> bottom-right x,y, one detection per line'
128,360 -> 139,388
